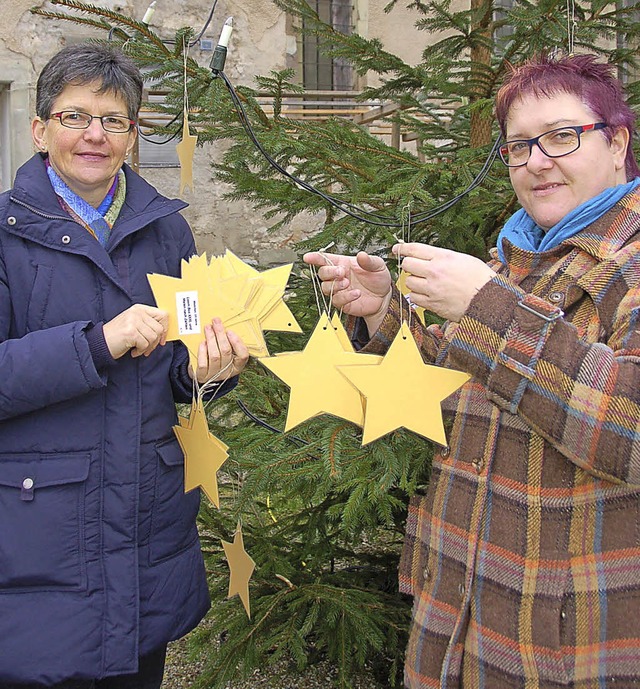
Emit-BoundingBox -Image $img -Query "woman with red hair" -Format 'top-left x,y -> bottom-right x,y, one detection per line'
306,53 -> 640,689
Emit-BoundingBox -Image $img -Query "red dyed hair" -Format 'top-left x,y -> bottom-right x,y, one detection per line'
495,53 -> 639,180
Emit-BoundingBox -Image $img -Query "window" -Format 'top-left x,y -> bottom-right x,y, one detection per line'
135,88 -> 180,169
493,0 -> 514,53
302,0 -> 354,91
0,56 -> 33,192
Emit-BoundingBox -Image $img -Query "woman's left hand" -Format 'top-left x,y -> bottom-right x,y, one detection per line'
189,317 -> 249,385
392,243 -> 496,322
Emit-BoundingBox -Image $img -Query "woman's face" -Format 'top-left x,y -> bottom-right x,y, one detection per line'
31,81 -> 137,208
505,92 -> 629,230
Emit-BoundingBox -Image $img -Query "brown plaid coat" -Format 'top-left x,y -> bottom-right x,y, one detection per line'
358,188 -> 640,688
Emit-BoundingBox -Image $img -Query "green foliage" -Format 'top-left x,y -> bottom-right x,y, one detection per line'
32,0 -> 640,686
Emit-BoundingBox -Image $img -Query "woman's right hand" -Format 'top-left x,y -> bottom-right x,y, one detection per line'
103,304 -> 169,359
303,251 -> 392,333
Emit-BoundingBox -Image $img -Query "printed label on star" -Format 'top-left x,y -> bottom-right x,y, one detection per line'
176,290 -> 201,335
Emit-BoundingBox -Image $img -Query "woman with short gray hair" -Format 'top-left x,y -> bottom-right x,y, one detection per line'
0,43 -> 249,688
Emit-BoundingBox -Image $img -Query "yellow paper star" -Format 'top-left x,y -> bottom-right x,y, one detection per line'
148,254 -> 241,358
173,399 -> 229,507
148,253 -> 300,361
176,108 -> 198,194
258,313 -> 381,430
337,322 -> 470,446
223,251 -> 302,334
221,522 -> 256,619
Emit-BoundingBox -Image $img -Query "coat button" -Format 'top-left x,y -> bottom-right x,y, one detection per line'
549,291 -> 564,303
440,445 -> 450,459
471,458 -> 483,473
7,216 -> 16,226
423,566 -> 432,581
458,583 -> 465,597
61,235 -> 71,244
21,477 -> 35,501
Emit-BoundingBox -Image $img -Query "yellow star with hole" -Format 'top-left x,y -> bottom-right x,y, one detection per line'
173,399 -> 229,507
222,250 -> 302,334
221,522 -> 256,619
337,322 -> 470,445
176,108 -> 198,194
258,312 -> 382,430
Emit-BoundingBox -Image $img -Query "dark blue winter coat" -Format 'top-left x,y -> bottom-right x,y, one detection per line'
0,154 -> 230,684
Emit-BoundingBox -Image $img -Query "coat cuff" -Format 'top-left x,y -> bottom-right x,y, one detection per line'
84,322 -> 116,371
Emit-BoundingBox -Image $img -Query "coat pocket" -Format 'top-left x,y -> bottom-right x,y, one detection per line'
148,437 -> 199,565
0,453 -> 90,591
25,263 -> 53,332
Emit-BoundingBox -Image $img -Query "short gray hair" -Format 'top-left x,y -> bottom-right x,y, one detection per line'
36,43 -> 143,120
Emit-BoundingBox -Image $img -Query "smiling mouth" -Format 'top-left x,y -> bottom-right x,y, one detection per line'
533,182 -> 563,192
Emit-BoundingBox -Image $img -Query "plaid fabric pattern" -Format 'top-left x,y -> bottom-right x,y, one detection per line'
361,188 -> 640,688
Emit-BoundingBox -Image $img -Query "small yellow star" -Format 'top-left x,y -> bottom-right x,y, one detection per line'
175,108 -> 198,194
221,522 -> 256,619
173,399 -> 229,507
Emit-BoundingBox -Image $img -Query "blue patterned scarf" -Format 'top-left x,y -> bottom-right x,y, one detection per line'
45,161 -> 126,247
497,177 -> 640,263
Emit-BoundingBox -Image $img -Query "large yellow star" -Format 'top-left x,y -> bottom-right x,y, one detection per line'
337,322 -> 470,446
221,522 -> 256,619
173,399 -> 229,507
258,313 -> 382,430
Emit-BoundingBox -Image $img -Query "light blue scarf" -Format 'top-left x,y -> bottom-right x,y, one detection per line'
497,177 -> 640,263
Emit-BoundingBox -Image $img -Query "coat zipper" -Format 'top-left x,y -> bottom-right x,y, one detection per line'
10,197 -> 74,222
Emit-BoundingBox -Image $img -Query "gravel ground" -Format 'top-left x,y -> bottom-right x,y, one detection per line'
162,633 -> 374,689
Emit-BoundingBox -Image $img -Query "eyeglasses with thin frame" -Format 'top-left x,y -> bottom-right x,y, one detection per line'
499,122 -> 607,168
49,110 -> 136,134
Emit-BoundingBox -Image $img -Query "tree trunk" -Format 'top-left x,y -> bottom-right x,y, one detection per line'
469,0 -> 494,147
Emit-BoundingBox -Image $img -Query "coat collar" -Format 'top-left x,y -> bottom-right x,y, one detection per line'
7,154 -> 187,245
4,154 -> 189,297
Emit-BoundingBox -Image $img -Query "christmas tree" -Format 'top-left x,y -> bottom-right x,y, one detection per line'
32,1 -> 640,686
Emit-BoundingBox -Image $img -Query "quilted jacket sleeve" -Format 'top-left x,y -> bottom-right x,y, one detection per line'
0,256 -> 106,421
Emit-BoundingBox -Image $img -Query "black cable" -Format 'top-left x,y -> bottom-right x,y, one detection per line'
163,0 -> 219,46
138,128 -> 181,144
217,70 -> 501,229
236,399 -> 314,451
102,2 -> 501,229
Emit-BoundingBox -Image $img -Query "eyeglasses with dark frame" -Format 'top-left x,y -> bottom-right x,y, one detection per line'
49,110 -> 136,134
499,122 -> 608,168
